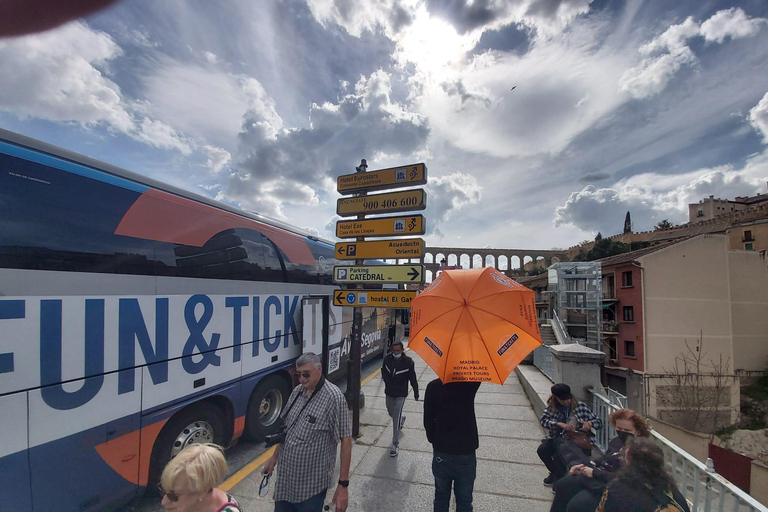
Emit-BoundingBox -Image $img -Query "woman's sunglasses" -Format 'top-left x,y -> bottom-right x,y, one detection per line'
157,483 -> 180,502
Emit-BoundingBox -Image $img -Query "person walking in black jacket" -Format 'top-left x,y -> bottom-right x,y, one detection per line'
423,378 -> 481,512
381,340 -> 419,457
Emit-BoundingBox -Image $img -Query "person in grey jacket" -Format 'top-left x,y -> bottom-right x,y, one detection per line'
381,340 -> 419,456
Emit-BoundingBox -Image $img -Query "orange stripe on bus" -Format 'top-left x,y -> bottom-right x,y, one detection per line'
233,416 -> 245,440
115,189 -> 316,266
94,419 -> 168,486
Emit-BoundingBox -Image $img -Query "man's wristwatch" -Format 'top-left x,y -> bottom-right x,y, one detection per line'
338,479 -> 350,488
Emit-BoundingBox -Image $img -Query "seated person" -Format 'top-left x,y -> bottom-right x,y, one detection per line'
551,408 -> 650,512
596,437 -> 690,512
537,383 -> 602,486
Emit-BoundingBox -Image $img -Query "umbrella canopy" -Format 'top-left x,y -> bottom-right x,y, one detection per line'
409,267 -> 542,384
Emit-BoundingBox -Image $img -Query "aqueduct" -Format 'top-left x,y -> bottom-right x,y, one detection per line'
390,246 -> 568,283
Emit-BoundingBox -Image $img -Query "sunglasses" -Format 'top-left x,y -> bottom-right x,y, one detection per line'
297,371 -> 314,379
259,473 -> 270,497
157,483 -> 180,502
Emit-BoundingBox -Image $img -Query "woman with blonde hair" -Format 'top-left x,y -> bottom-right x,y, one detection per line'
159,443 -> 241,512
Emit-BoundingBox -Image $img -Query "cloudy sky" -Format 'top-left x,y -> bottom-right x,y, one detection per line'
2,0 -> 768,251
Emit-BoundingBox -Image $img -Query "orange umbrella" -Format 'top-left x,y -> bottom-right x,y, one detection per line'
409,267 -> 542,384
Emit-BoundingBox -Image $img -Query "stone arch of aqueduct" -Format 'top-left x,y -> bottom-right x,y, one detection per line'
391,246 -> 569,283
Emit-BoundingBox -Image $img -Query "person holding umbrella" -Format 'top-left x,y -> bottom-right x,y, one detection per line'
409,267 -> 544,512
381,339 -> 419,457
537,383 -> 602,487
424,377 -> 481,512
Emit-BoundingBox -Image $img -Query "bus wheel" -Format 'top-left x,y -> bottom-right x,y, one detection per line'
244,375 -> 292,441
148,402 -> 226,493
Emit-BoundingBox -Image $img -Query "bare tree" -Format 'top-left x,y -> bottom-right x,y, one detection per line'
658,332 -> 735,436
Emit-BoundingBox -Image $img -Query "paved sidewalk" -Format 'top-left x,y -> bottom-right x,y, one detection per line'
232,351 -> 553,511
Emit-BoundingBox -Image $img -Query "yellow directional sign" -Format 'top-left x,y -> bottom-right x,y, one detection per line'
333,290 -> 417,308
336,215 -> 425,239
335,239 -> 425,260
337,163 -> 427,195
337,189 -> 426,217
334,265 -> 425,284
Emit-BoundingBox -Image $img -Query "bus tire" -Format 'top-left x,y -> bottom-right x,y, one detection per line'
147,402 -> 227,494
243,374 -> 292,442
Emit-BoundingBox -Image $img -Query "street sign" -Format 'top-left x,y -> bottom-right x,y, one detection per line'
336,189 -> 426,217
337,163 -> 427,195
336,215 -> 425,238
333,290 -> 417,308
335,238 -> 425,260
333,265 -> 425,284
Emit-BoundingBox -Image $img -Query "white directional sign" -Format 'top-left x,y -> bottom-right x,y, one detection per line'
333,265 -> 425,284
333,290 -> 417,308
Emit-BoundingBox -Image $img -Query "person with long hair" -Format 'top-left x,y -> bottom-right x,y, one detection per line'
538,383 -> 602,486
596,437 -> 690,512
550,408 -> 651,512
158,443 -> 240,512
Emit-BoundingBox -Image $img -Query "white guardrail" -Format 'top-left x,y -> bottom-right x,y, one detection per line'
532,344 -> 557,382
551,310 -> 570,344
590,390 -> 768,512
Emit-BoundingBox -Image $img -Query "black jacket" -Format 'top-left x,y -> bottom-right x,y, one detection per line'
381,353 -> 419,398
423,379 -> 481,454
598,479 -> 690,512
591,436 -> 627,483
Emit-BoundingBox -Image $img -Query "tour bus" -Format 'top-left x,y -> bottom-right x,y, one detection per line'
0,129 -> 398,512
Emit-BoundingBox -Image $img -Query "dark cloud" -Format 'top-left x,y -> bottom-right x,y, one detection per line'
426,0 -> 499,34
579,172 -> 610,183
225,70 -> 429,214
440,79 -> 492,109
525,0 -> 591,19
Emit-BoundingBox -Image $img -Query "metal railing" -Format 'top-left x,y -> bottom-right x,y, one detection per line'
606,387 -> 628,408
590,390 -> 767,512
533,344 -> 557,382
551,310 -> 570,344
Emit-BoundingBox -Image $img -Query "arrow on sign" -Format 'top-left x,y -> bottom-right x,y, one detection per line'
408,267 -> 421,281
336,292 -> 344,303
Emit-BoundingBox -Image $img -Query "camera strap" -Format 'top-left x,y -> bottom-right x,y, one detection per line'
283,376 -> 326,432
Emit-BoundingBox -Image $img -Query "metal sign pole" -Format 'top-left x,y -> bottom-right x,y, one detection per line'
346,159 -> 367,437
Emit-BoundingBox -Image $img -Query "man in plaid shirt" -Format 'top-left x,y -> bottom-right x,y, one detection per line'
537,383 -> 602,486
263,353 -> 352,512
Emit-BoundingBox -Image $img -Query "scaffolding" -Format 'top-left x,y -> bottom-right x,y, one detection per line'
547,262 -> 602,349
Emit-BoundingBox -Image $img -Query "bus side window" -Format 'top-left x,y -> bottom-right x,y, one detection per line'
0,153 -> 156,276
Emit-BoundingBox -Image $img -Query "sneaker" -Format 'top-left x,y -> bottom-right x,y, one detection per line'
399,415 -> 406,429
543,473 -> 556,487
390,446 -> 398,457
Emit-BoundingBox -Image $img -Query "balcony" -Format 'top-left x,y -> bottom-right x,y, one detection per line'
601,320 -> 619,333
743,234 -> 755,242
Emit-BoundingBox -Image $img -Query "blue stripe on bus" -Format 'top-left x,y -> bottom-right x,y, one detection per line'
0,141 -> 149,193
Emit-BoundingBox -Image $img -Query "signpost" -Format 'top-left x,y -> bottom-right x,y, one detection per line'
335,214 -> 425,238
333,290 -> 417,307
336,159 -> 428,438
333,265 -> 425,284
335,239 -> 425,260
336,189 -> 426,217
337,162 -> 427,194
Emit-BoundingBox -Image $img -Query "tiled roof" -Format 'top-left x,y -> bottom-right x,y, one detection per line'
596,242 -> 676,267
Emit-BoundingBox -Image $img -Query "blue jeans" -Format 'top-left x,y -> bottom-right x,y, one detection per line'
432,451 -> 477,512
274,489 -> 327,512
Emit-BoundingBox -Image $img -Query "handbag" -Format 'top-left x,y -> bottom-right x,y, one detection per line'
565,430 -> 593,450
